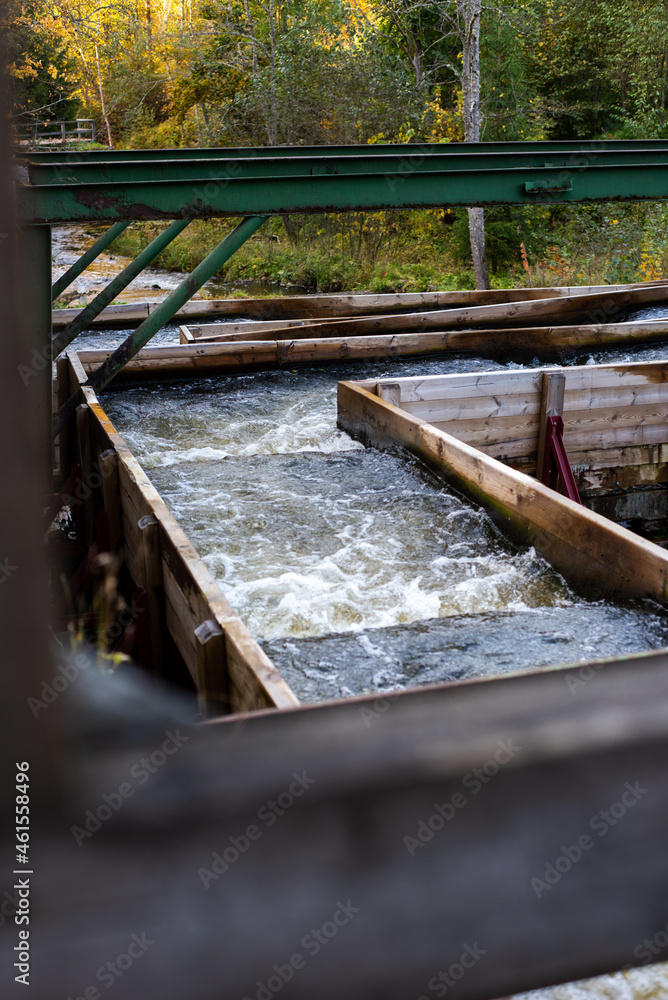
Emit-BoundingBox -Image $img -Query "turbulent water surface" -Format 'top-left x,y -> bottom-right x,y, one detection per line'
103,346 -> 668,701
76,258 -> 668,1000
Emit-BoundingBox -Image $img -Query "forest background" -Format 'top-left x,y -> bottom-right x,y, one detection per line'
7,0 -> 668,294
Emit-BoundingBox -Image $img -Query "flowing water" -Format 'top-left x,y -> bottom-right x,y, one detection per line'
102,349 -> 668,703
57,225 -> 668,998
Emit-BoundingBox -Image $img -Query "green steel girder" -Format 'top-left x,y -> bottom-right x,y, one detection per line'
20,138 -> 668,164
20,161 -> 668,224
25,147 -> 668,187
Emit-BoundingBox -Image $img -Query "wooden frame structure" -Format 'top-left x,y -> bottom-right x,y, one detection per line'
57,350 -> 298,716
338,362 -> 668,600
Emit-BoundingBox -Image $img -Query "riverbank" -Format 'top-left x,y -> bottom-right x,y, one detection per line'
112,203 -> 668,295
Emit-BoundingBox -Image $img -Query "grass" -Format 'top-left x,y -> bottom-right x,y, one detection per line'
111,204 -> 668,296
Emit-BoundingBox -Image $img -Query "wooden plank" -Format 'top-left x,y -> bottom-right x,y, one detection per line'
99,448 -> 122,552
16,650 -> 668,999
75,403 -> 94,547
225,617 -> 298,714
172,285 -> 668,341
70,350 -> 300,711
338,380 -> 668,600
383,362 -> 668,404
536,373 -> 566,476
52,279 -> 668,327
162,559 -> 198,680
195,619 -> 229,718
139,513 -> 165,676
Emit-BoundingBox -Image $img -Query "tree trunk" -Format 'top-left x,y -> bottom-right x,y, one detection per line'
94,44 -> 113,148
459,0 -> 490,289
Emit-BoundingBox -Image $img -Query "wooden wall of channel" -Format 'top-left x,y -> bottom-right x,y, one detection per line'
337,375 -> 668,602
60,350 -> 299,717
364,361 -> 668,492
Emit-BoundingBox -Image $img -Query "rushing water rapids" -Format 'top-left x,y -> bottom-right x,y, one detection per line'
102,347 -> 668,702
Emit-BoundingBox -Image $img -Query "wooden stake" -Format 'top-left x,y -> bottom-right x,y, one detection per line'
100,449 -> 121,553
75,403 -> 94,548
138,513 -> 164,676
195,618 -> 228,719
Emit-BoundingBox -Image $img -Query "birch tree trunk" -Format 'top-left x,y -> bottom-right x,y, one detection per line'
94,43 -> 113,148
458,0 -> 490,289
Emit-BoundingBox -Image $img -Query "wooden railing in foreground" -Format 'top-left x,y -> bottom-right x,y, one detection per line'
337,371 -> 668,601
58,349 -> 299,716
13,649 -> 668,998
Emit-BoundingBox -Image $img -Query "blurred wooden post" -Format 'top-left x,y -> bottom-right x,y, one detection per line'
0,58 -> 67,803
536,371 -> 565,477
138,513 -> 165,674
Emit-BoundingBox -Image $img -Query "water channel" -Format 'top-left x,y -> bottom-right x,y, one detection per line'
54,226 -> 668,1000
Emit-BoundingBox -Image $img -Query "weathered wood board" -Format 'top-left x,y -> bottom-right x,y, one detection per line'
62,350 -> 299,715
53,279 -> 668,328
13,650 -> 668,999
77,318 -> 668,380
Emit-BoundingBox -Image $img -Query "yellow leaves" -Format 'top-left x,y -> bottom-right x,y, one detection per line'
47,63 -> 58,79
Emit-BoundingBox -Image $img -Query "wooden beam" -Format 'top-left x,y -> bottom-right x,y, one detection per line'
138,513 -> 165,676
12,651 -> 668,999
51,280 -> 668,329
195,618 -> 228,718
536,372 -> 566,477
65,353 -> 299,712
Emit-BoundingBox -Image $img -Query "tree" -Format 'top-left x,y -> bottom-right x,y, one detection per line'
359,0 -> 491,287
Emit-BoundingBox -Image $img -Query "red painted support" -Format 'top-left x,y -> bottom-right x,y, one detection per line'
540,415 -> 581,503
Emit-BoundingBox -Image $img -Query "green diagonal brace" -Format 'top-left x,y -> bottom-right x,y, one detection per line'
53,218 -> 191,356
53,215 -> 268,438
51,220 -> 131,300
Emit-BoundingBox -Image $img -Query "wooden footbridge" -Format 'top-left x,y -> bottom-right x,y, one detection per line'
6,140 -> 668,998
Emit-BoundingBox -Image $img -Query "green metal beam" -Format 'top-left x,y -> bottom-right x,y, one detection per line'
21,138 -> 668,164
27,148 -> 668,188
22,162 -> 668,225
53,215 -> 268,436
53,219 -> 190,356
51,220 -> 131,300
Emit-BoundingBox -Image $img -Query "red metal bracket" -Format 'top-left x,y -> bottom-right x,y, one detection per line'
540,416 -> 581,504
